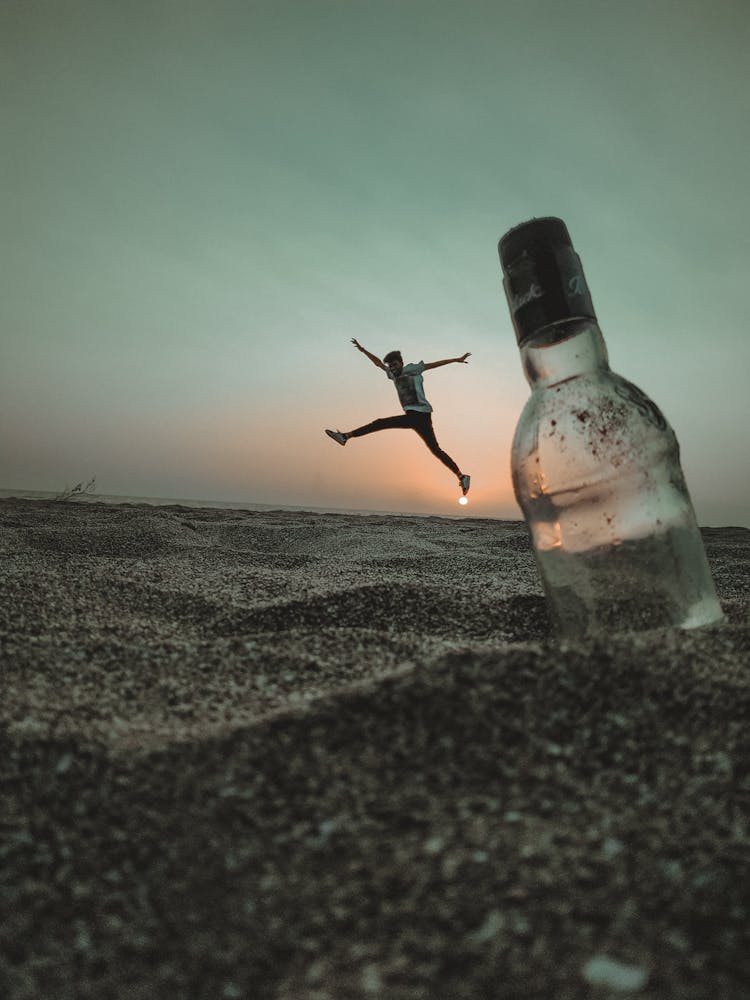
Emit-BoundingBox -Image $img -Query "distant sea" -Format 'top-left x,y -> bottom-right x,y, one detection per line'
0,488 -> 477,521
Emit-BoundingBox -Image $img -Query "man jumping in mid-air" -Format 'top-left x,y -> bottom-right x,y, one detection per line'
325,338 -> 471,496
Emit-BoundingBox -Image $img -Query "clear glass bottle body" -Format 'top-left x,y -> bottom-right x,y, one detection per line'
513,318 -> 724,637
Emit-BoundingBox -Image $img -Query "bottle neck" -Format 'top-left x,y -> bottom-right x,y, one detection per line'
519,318 -> 609,388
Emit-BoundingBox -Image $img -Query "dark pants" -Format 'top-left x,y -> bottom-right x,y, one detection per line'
348,410 -> 461,477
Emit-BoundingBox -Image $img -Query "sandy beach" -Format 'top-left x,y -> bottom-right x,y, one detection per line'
1,497 -> 748,999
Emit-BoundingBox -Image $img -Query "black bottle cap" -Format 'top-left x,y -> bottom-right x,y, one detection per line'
498,216 -> 597,346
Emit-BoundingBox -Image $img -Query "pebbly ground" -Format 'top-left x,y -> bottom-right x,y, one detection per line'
1,498 -> 749,999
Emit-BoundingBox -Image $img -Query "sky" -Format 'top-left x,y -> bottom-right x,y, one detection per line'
1,0 -> 749,525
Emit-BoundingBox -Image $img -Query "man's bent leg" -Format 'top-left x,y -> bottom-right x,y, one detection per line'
346,414 -> 413,438
411,413 -> 462,478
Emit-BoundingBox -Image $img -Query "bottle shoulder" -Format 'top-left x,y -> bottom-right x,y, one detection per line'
512,370 -> 679,482
516,370 -> 673,435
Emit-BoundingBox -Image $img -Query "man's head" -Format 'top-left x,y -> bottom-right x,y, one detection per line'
383,350 -> 403,376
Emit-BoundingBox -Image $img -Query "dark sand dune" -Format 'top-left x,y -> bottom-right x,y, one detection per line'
1,498 -> 748,999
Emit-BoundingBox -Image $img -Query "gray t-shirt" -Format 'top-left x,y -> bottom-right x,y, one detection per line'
386,361 -> 432,413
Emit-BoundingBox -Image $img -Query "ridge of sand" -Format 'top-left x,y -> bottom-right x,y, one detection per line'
1,498 -> 748,999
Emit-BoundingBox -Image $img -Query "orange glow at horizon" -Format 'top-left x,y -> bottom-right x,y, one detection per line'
116,400 -> 520,517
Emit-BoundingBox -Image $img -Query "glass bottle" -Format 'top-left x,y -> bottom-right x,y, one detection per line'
498,217 -> 724,637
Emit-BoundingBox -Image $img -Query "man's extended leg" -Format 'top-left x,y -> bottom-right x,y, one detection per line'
410,412 -> 469,491
345,414 -> 413,438
325,415 -> 412,446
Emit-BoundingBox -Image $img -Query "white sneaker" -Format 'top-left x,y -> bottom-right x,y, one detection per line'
325,429 -> 347,446
460,474 -> 471,496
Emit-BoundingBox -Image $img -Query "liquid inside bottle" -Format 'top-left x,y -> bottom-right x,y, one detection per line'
500,219 -> 724,637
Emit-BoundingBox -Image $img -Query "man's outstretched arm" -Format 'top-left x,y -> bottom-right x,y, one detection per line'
422,352 -> 471,371
351,338 -> 386,370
